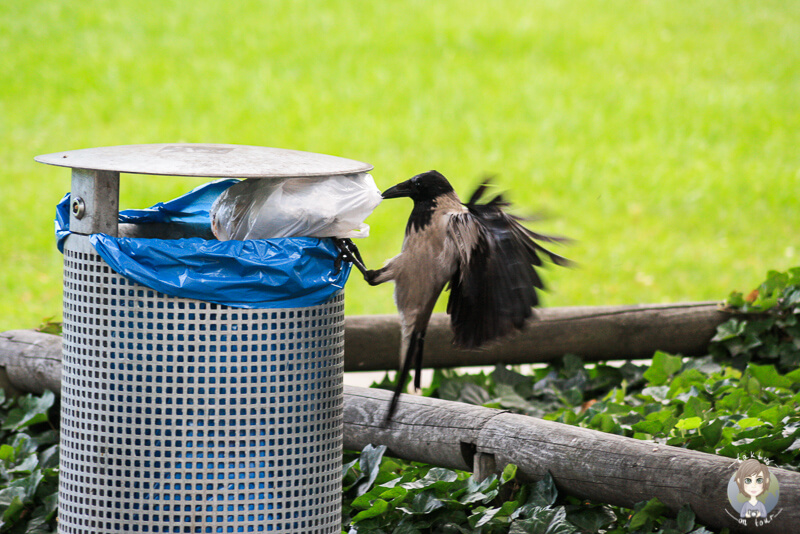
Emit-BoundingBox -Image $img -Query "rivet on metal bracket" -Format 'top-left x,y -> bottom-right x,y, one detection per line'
71,196 -> 86,219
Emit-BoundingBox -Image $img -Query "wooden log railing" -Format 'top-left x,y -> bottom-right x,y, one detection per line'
1,303 -> 728,395
345,302 -> 727,370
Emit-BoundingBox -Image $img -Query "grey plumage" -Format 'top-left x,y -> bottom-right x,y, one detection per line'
337,170 -> 570,423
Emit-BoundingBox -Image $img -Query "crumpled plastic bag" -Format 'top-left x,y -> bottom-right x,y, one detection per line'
55,180 -> 353,309
211,173 -> 382,240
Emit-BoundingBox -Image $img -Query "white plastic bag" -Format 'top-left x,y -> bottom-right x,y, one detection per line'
210,173 -> 382,240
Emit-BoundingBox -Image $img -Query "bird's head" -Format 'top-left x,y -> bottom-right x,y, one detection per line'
382,170 -> 454,202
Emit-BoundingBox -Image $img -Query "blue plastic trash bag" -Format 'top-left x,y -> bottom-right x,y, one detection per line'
55,180 -> 351,309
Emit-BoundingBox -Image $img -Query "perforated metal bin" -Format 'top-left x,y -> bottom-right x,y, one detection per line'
36,144 -> 373,534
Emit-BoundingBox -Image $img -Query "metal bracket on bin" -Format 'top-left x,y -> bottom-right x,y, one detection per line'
68,169 -> 120,236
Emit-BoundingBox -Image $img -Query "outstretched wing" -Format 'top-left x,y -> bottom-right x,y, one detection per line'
446,184 -> 570,349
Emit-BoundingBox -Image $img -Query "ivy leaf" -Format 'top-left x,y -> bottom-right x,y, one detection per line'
711,319 -> 746,342
353,499 -> 389,523
566,506 -> 616,532
726,291 -> 746,309
355,444 -> 386,497
632,411 -> 677,436
0,445 -> 15,465
459,475 -> 499,504
468,506 -> 496,528
492,383 -> 536,413
493,365 -> 531,387
23,492 -> 58,534
640,385 -> 670,402
643,352 -> 683,386
351,498 -> 389,522
8,454 -> 38,475
736,417 -> 766,429
2,392 -> 54,432
0,486 -> 26,524
342,457 -> 359,478
747,364 -> 793,389
699,418 -> 724,448
378,485 -> 407,503
675,417 -> 703,431
350,492 -> 378,511
501,463 -> 518,484
628,498 -> 669,530
676,504 -> 696,532
459,383 -> 492,405
399,490 -> 445,515
524,472 -> 558,509
682,355 -> 723,375
10,469 -> 43,501
510,507 -> 577,534
401,468 -> 458,490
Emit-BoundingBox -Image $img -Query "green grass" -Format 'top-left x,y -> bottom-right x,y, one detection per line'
2,0 -> 799,329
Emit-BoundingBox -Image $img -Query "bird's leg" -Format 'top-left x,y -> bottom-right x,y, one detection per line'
333,238 -> 385,285
383,329 -> 425,426
413,332 -> 425,391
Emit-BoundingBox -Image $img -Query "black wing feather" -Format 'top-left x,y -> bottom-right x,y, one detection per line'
447,184 -> 570,349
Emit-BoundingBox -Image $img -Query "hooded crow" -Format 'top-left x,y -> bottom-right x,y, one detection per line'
337,170 -> 570,423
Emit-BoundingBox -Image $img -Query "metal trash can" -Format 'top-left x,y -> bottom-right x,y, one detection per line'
36,144 -> 373,534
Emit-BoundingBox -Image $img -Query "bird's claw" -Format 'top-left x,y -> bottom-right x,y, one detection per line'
334,238 -> 369,276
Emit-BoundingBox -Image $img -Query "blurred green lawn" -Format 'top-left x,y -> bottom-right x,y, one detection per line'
1,0 -> 798,330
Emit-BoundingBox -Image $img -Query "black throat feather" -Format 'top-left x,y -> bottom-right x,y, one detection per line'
406,198 -> 437,234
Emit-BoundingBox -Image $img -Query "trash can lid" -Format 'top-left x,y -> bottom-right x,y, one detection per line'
35,143 -> 373,178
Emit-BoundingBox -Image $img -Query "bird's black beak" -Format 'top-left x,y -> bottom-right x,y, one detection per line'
382,180 -> 413,199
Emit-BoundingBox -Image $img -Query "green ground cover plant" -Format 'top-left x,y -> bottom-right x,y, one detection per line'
2,1 -> 800,329
344,445 -> 707,534
0,391 -> 58,533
